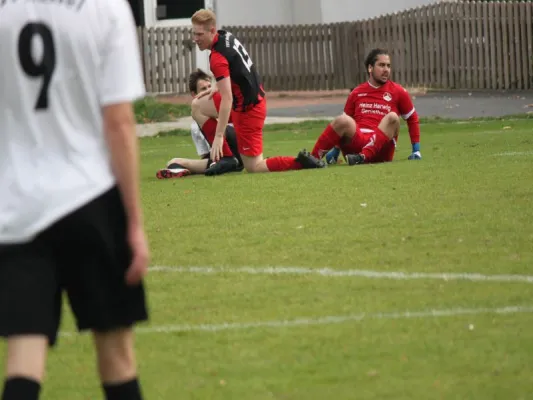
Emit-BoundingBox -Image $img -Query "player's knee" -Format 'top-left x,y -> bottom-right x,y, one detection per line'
243,162 -> 261,173
241,156 -> 267,173
384,112 -> 400,126
380,112 -> 400,138
331,114 -> 353,134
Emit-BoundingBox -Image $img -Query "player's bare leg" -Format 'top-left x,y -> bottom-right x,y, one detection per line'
377,112 -> 400,139
191,95 -> 218,128
311,114 -> 356,159
166,158 -> 209,174
2,335 -> 48,398
331,114 -> 357,138
240,154 -> 269,173
93,328 -> 143,397
156,159 -> 193,179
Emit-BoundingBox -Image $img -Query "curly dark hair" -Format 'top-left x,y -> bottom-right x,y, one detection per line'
364,48 -> 389,73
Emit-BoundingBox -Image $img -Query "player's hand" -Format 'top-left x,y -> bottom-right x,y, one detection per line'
408,151 -> 422,160
196,86 -> 218,100
210,134 -> 224,162
125,225 -> 150,286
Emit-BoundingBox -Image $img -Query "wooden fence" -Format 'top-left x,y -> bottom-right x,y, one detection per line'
137,26 -> 196,94
139,1 -> 533,93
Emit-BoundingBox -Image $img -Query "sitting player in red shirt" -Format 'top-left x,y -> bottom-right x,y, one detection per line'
156,69 -> 243,179
191,9 -> 325,174
311,48 -> 422,165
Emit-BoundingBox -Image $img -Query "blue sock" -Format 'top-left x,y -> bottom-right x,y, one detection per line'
325,147 -> 341,163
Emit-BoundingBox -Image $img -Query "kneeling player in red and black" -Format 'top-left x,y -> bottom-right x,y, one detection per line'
191,10 -> 326,174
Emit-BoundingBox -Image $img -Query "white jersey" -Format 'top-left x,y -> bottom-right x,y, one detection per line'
190,122 -> 210,156
0,0 -> 145,243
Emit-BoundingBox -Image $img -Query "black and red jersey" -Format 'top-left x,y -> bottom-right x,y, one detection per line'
210,30 -> 264,111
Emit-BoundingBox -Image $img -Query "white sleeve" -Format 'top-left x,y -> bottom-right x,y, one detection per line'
99,0 -> 146,105
191,123 -> 210,156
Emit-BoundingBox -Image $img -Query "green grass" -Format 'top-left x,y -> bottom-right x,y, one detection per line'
134,96 -> 191,123
2,118 -> 533,399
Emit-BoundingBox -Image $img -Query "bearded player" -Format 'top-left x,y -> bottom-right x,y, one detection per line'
312,48 -> 422,165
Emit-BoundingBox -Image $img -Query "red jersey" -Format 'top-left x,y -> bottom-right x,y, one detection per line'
344,80 -> 420,144
209,30 -> 265,112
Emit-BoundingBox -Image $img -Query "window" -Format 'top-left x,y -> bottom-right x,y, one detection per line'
157,0 -> 205,20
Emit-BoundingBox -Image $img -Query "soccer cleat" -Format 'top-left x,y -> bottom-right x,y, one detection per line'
156,167 -> 191,179
346,153 -> 366,165
325,147 -> 341,164
296,149 -> 327,169
204,156 -> 242,176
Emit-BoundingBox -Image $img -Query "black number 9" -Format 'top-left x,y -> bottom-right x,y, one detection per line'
18,23 -> 56,110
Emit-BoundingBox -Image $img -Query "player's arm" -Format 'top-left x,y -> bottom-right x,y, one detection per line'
100,1 -> 149,284
210,55 -> 232,138
214,77 -> 232,138
209,55 -> 232,160
398,88 -> 421,160
343,90 -> 356,120
103,104 -> 142,220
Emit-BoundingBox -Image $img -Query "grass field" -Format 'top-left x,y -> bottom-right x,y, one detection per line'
134,97 -> 190,123
2,117 -> 533,399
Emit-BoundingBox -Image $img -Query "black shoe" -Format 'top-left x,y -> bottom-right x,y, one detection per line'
347,153 -> 365,165
295,149 -> 327,169
205,156 -> 241,176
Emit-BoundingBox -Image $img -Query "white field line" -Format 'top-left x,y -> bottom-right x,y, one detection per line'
495,151 -> 533,156
149,266 -> 533,284
60,305 -> 533,336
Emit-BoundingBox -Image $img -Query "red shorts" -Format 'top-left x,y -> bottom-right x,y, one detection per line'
230,100 -> 266,157
212,92 -> 232,124
340,128 -> 396,163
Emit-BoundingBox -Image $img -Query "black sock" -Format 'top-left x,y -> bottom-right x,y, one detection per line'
103,378 -> 143,400
167,163 -> 185,170
2,377 -> 41,400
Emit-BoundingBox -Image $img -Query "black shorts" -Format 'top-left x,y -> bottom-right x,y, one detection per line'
0,186 -> 149,346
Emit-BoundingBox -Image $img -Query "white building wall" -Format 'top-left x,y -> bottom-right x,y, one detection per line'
290,0 -> 323,25
142,0 -> 443,28
143,0 -> 216,73
319,0 -> 442,22
215,0 -> 293,27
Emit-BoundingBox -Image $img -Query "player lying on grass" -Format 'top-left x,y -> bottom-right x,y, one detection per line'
191,9 -> 326,174
156,69 -> 244,179
312,48 -> 422,165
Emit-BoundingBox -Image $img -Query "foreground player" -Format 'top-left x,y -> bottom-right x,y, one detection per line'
156,69 -> 243,178
311,48 -> 422,165
191,9 -> 325,174
0,1 -> 149,399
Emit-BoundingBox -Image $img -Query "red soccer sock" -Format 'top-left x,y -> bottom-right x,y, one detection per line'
266,156 -> 303,172
360,129 -> 390,162
311,124 -> 341,158
201,118 -> 234,157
